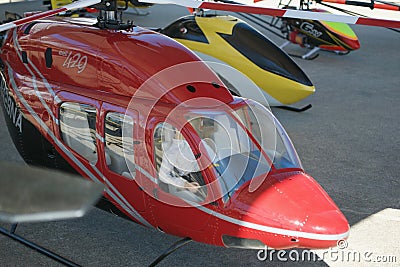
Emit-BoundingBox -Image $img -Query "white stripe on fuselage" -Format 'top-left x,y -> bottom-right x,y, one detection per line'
193,203 -> 349,241
12,30 -> 58,124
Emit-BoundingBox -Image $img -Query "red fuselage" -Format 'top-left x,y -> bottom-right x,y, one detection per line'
0,18 -> 349,249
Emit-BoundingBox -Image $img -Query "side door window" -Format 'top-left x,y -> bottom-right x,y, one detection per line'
104,112 -> 135,179
99,105 -> 145,212
59,102 -> 97,164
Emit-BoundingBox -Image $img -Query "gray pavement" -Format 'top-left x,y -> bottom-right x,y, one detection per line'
0,2 -> 399,266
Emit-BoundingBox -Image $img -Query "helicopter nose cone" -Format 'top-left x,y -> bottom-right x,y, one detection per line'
320,20 -> 361,51
271,82 -> 315,106
304,209 -> 348,237
339,35 -> 360,51
233,171 -> 349,249
348,38 -> 361,50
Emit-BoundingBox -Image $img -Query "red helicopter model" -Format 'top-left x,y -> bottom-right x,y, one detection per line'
0,0 -> 398,264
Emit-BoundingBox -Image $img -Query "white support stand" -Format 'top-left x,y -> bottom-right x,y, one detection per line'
279,40 -> 291,49
302,46 -> 320,59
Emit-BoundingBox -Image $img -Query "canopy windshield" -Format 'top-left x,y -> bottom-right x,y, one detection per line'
219,22 -> 313,86
187,100 -> 302,202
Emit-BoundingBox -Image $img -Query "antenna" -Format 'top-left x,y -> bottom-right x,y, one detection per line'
95,0 -> 134,30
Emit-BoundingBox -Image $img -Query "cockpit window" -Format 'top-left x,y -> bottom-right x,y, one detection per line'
186,100 -> 302,202
219,22 -> 312,86
154,122 -> 207,202
232,102 -> 302,170
187,110 -> 271,201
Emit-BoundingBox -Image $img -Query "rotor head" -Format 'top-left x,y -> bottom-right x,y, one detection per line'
94,0 -> 134,30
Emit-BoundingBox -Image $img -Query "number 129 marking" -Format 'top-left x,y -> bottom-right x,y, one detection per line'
62,51 -> 88,74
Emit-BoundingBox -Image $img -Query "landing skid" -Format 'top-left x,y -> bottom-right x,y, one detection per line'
149,237 -> 193,266
280,41 -> 320,60
275,104 -> 312,112
0,223 -> 80,267
289,51 -> 320,60
333,50 -> 350,56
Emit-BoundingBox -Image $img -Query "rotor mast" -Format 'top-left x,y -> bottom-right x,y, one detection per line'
95,0 -> 134,30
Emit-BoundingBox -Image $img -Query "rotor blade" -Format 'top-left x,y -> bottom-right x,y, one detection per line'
144,0 -> 400,28
317,0 -> 400,11
375,0 -> 400,8
0,162 -> 104,223
0,0 -> 101,32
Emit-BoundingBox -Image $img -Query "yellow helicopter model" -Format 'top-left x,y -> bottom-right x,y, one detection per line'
160,13 -> 315,109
